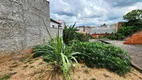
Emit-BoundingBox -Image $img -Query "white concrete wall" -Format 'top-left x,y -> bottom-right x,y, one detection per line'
49,27 -> 63,37
58,20 -> 65,29
109,23 -> 118,32
90,27 -> 117,34
77,27 -> 84,32
50,21 -> 60,28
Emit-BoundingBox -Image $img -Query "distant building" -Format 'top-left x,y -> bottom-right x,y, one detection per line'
76,26 -> 91,34
50,18 -> 65,29
58,20 -> 65,29
50,18 -> 61,28
90,26 -> 116,38
90,27 -> 117,34
117,22 -> 124,30
77,22 -> 124,38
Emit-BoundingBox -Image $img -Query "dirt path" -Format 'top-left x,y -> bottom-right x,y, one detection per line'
0,54 -> 50,80
0,53 -> 142,80
105,40 -> 142,70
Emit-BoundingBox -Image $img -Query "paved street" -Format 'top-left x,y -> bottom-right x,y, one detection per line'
106,40 -> 142,70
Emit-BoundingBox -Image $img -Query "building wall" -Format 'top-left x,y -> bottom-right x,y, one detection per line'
58,20 -> 65,29
117,22 -> 123,30
109,23 -> 118,32
77,27 -> 84,33
0,0 -> 62,54
49,27 -> 63,37
90,28 -> 117,34
77,25 -> 117,35
50,21 -> 60,28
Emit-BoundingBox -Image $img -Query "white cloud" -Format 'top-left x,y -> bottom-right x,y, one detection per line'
50,0 -> 142,26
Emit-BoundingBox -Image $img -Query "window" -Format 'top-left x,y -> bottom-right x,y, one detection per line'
58,24 -> 62,27
52,25 -> 55,28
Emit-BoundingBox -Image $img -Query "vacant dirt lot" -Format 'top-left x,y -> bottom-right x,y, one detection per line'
0,53 -> 142,80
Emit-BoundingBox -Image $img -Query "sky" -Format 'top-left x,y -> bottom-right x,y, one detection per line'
50,0 -> 142,26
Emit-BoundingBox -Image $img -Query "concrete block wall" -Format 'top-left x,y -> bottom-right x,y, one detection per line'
0,0 -> 63,55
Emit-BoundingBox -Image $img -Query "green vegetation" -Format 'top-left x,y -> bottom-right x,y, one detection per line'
33,37 -> 131,78
84,69 -> 89,74
105,33 -> 125,40
33,20 -> 131,79
33,19 -> 80,80
23,65 -> 28,68
123,9 -> 142,27
33,37 -> 79,80
117,26 -> 139,36
70,40 -> 131,75
105,26 -> 139,40
90,78 -> 96,80
105,9 -> 142,40
63,23 -> 89,45
0,74 -> 12,80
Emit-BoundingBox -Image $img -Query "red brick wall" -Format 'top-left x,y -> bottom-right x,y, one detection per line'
124,31 -> 142,44
91,34 -> 111,38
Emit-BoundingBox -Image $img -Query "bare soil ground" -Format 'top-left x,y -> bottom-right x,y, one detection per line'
0,53 -> 142,80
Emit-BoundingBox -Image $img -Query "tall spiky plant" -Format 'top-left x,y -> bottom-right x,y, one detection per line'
38,19 -> 79,80
42,37 -> 79,80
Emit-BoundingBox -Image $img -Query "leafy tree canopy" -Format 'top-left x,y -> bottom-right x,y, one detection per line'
124,9 -> 142,21
123,9 -> 142,27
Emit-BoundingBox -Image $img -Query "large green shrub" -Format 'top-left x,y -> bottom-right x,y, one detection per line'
70,40 -> 131,75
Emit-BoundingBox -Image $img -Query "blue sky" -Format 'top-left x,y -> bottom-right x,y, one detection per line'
50,0 -> 142,26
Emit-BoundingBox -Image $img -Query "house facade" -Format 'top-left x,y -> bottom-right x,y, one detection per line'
58,20 -> 65,29
50,18 -> 63,37
50,18 -> 65,29
50,18 -> 61,28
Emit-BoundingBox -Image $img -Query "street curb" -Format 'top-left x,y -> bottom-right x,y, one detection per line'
131,63 -> 142,74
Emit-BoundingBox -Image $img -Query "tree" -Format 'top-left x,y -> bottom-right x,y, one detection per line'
63,23 -> 89,45
123,9 -> 142,27
63,23 -> 78,44
101,23 -> 107,27
124,9 -> 142,20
